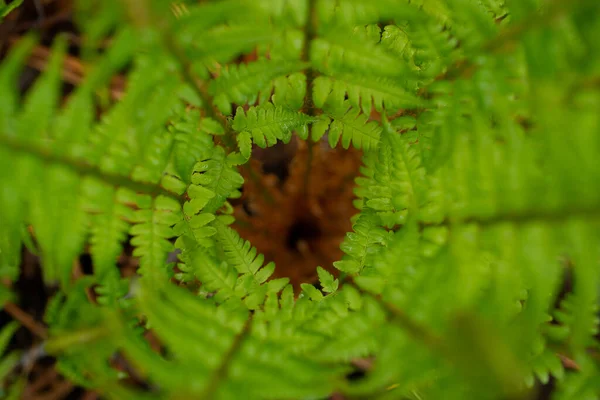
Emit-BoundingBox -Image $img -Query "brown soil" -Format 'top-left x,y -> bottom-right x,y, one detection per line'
233,137 -> 362,289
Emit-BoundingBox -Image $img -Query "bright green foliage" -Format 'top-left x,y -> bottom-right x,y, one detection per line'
0,0 -> 22,19
210,60 -> 306,115
0,0 -> 599,399
232,103 -> 315,156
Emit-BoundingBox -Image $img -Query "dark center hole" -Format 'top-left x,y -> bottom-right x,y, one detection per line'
286,218 -> 321,251
79,253 -> 94,275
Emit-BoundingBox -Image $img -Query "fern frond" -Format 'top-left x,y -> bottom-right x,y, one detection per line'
232,103 -> 314,157
191,146 -> 244,214
0,35 -> 36,132
547,221 -> 600,354
182,24 -> 280,76
0,0 -> 23,19
130,195 -> 182,278
311,33 -> 409,79
334,211 -> 390,274
312,103 -> 382,151
316,0 -> 450,26
407,18 -> 460,79
169,109 -> 217,185
268,72 -> 306,109
313,74 -> 422,115
214,221 -> 273,277
0,36 -> 37,279
191,253 -> 241,305
214,221 -> 289,307
210,60 -> 307,115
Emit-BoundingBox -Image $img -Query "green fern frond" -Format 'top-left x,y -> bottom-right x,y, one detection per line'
183,24 -> 280,76
0,0 -> 23,19
334,211 -> 390,274
192,146 -> 244,213
312,103 -> 382,151
232,103 -> 315,156
311,33 -> 409,79
214,221 -> 272,276
130,195 -> 182,278
314,73 -> 422,115
210,60 -> 307,115
269,72 -> 306,109
407,18 -> 460,79
169,109 -> 217,184
191,253 -> 241,305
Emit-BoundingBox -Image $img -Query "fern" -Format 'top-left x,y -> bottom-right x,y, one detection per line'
0,0 -> 599,399
311,102 -> 382,150
232,103 -> 315,156
0,0 -> 22,19
210,60 -> 307,115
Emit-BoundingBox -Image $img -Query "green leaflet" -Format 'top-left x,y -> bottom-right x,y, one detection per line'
232,103 -> 315,156
313,74 -> 423,115
130,194 -> 182,279
169,109 -> 217,184
313,103 -> 382,151
0,0 -> 23,18
191,146 -> 244,214
334,211 -> 390,274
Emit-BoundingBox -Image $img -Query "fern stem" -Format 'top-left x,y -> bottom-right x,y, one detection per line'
379,297 -> 444,353
301,0 -> 318,195
303,139 -> 314,194
345,279 -> 445,355
200,315 -> 253,399
0,134 -> 182,203
422,204 -> 600,229
3,301 -> 48,339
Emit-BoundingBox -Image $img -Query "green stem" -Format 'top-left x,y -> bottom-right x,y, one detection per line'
420,203 -> 600,230
200,315 -> 253,399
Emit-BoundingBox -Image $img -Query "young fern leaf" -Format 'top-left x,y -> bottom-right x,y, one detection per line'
129,194 -> 182,279
313,74 -> 423,115
169,109 -> 217,185
312,102 -> 382,151
232,103 -> 315,157
316,266 -> 339,294
192,147 -> 244,214
368,120 -> 428,225
1,0 -> 600,398
334,211 -> 390,274
191,252 -> 241,305
269,72 -> 307,109
214,221 -> 288,309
